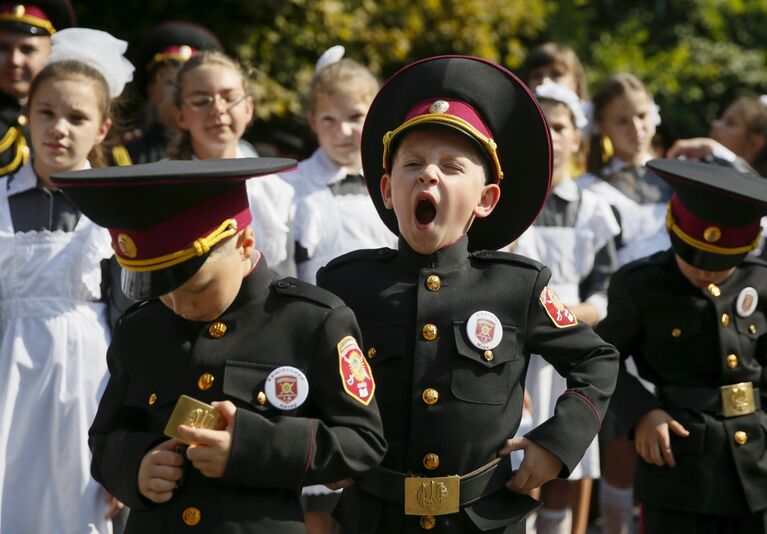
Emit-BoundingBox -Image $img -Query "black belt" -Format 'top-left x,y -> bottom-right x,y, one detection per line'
657,383 -> 761,416
356,457 -> 511,511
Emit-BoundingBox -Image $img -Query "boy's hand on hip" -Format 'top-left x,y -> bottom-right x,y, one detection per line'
635,408 -> 689,468
179,400 -> 237,478
499,437 -> 563,495
138,438 -> 185,503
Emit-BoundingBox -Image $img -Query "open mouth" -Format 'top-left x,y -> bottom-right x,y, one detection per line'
415,198 -> 437,225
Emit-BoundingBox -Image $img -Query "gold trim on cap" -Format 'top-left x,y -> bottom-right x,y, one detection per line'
382,113 -> 503,181
115,218 -> 238,272
666,203 -> 760,255
0,10 -> 56,34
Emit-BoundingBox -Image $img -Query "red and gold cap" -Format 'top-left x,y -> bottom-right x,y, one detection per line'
135,21 -> 223,93
648,158 -> 767,270
362,55 -> 552,251
0,1 -> 75,36
51,158 -> 297,299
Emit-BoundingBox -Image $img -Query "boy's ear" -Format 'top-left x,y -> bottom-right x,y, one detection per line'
473,183 -> 501,219
381,173 -> 394,209
236,227 -> 256,260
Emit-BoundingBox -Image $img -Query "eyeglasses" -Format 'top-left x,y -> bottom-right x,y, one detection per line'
182,92 -> 248,112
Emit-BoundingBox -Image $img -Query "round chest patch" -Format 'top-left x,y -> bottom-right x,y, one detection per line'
265,366 -> 309,410
466,310 -> 503,350
736,287 -> 758,318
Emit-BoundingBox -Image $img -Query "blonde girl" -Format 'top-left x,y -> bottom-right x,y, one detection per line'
171,50 -> 295,277
0,28 -> 132,533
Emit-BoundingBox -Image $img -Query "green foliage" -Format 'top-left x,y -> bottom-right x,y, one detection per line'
76,0 -> 767,145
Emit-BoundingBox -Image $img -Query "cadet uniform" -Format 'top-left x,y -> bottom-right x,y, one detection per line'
317,56 -> 619,534
51,159 -> 386,533
597,159 -> 767,533
0,1 -> 76,175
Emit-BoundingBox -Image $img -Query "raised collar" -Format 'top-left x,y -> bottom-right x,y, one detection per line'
395,234 -> 470,271
221,254 -> 275,317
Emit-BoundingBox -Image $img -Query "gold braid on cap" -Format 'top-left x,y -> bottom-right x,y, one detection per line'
115,218 -> 239,272
0,13 -> 55,34
382,113 -> 504,181
666,202 -> 761,255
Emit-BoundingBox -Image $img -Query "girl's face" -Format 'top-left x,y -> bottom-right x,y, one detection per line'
598,89 -> 655,164
29,75 -> 110,180
541,101 -> 580,185
309,91 -> 369,169
177,64 -> 254,158
709,103 -> 765,164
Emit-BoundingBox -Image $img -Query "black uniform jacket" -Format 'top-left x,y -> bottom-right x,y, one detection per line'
597,249 -> 767,515
89,258 -> 386,533
317,236 -> 619,533
0,92 -> 27,176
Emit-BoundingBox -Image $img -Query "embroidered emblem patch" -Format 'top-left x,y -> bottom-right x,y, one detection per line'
265,366 -> 308,410
466,310 -> 503,350
338,336 -> 375,405
539,287 -> 578,328
736,287 -> 758,318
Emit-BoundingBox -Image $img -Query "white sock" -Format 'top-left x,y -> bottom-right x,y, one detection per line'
535,507 -> 572,534
600,481 -> 634,534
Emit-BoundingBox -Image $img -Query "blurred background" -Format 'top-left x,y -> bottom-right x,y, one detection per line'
76,0 -> 767,159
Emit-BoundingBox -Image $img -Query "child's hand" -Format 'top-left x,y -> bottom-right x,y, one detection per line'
177,400 -> 237,478
635,408 -> 689,468
103,489 -> 124,519
498,437 -> 563,495
138,438 -> 185,503
325,478 -> 354,491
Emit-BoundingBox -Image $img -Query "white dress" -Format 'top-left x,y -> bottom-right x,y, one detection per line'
577,157 -> 670,267
281,148 -> 397,283
0,162 -> 113,533
514,179 -> 620,479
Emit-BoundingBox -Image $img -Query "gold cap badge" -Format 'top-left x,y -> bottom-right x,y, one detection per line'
116,233 -> 138,258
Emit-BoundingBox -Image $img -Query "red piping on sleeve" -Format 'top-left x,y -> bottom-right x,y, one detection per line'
563,389 -> 602,423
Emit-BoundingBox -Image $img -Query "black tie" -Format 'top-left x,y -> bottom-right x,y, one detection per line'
328,174 -> 368,196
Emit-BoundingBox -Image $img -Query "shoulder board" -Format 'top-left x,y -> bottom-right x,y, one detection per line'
272,277 -> 344,309
471,249 -> 544,271
322,247 -> 397,271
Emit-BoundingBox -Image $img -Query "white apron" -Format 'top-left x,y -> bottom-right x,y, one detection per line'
0,168 -> 113,533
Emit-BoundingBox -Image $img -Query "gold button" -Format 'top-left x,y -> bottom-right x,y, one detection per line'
257,391 -> 266,405
422,388 -> 439,405
726,354 -> 739,369
422,324 -> 438,341
197,373 -> 215,391
671,328 -> 682,338
208,321 -> 227,338
420,515 -> 436,530
182,506 -> 201,526
148,393 -> 157,405
425,275 -> 442,292
367,347 -> 377,359
707,284 -> 721,297
721,314 -> 730,327
749,324 -> 757,334
423,453 -> 440,470
17,114 -> 26,126
483,350 -> 494,361
734,431 -> 748,446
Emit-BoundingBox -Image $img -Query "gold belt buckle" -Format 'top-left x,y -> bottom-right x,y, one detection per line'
404,475 -> 460,516
721,382 -> 756,418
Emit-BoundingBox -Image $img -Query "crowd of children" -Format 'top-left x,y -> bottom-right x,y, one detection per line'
1,2 -> 767,534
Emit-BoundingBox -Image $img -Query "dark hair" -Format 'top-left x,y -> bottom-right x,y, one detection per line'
586,73 -> 649,174
27,60 -> 112,167
723,96 -> 767,175
521,42 -> 588,100
168,50 -> 253,160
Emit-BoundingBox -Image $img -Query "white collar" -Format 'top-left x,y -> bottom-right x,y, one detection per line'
7,159 -> 91,196
602,154 -> 653,176
551,177 -> 579,202
312,149 -> 363,185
